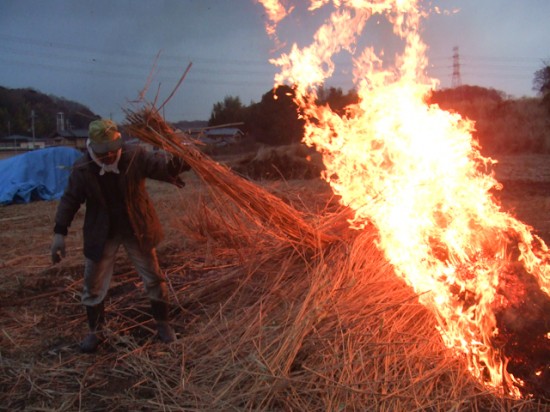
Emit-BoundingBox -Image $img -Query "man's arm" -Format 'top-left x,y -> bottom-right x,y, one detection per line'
54,167 -> 86,234
140,147 -> 191,186
51,166 -> 86,263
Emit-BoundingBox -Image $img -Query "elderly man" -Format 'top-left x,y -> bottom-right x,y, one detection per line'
51,119 -> 189,353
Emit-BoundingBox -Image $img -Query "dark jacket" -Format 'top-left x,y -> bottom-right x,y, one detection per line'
54,144 -> 189,261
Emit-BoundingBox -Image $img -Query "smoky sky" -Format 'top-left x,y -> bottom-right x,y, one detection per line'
0,0 -> 549,123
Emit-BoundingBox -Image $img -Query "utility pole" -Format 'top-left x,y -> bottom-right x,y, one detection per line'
30,110 -> 37,149
451,46 -> 462,88
57,112 -> 65,132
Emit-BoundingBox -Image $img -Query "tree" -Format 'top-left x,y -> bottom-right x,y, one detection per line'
316,86 -> 359,116
208,95 -> 246,127
533,62 -> 550,96
246,85 -> 305,145
429,85 -> 505,105
533,61 -> 550,114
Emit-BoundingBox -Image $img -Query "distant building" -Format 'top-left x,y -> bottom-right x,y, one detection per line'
49,128 -> 89,150
0,135 -> 46,150
190,127 -> 244,147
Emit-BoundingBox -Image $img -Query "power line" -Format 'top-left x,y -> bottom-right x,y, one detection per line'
1,32 -> 545,100
5,32 -> 544,83
0,33 -> 273,68
0,55 -> 273,90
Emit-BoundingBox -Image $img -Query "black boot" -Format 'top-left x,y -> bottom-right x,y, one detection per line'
80,302 -> 105,353
150,300 -> 176,343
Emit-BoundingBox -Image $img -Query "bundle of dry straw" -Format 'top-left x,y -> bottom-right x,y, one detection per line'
124,106 -> 337,250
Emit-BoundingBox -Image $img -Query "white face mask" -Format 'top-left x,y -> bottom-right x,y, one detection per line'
87,139 -> 122,175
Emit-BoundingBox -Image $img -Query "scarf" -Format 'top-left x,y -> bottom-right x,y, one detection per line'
87,139 -> 121,175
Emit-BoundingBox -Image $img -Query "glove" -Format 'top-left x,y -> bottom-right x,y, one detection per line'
167,154 -> 189,188
167,154 -> 191,174
51,234 -> 66,264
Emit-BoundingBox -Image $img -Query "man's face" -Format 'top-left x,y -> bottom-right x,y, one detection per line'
94,150 -> 118,165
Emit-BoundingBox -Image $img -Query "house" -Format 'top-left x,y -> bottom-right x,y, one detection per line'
192,127 -> 244,147
205,128 -> 244,141
49,128 -> 89,150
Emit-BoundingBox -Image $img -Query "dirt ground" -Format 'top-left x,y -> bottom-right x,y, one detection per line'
1,153 -> 550,410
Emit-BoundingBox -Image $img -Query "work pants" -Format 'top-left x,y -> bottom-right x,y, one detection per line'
81,236 -> 168,306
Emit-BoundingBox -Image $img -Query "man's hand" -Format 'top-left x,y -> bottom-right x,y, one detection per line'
167,154 -> 191,175
51,234 -> 66,264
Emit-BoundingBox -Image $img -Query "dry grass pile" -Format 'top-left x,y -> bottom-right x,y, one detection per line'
125,109 -> 546,409
2,182 -> 544,410
233,143 -> 324,180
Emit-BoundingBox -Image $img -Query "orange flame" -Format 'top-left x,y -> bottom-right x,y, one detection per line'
256,0 -> 293,41
261,0 -> 550,397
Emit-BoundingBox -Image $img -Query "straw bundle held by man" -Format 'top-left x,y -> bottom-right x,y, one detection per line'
124,106 -> 338,250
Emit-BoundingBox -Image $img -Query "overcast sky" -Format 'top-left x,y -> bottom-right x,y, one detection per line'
1,0 -> 548,124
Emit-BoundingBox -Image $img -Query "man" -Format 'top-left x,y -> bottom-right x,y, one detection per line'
50,118 -> 190,353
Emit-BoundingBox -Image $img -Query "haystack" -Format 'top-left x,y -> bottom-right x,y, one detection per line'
233,143 -> 324,180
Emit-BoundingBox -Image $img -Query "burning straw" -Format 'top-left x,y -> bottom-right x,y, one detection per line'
124,106 -> 337,250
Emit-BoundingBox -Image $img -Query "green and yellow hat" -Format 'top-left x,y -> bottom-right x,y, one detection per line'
88,119 -> 122,154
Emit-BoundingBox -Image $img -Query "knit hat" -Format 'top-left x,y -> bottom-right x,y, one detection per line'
88,119 -> 122,153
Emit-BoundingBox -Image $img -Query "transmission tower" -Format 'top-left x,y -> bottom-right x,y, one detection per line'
451,46 -> 462,88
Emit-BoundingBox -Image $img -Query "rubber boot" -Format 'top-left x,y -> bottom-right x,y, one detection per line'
80,302 -> 105,353
150,300 -> 176,343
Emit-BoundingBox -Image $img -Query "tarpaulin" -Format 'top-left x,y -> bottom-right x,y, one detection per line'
0,147 -> 82,205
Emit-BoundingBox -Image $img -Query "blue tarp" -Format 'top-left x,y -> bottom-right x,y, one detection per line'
0,147 -> 82,205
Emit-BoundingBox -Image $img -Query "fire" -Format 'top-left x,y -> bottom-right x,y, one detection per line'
260,0 -> 550,397
256,0 -> 294,48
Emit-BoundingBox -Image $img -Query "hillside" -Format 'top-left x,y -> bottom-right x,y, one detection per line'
0,86 -> 97,137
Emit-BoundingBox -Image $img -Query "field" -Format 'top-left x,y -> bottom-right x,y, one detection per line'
1,153 -> 549,410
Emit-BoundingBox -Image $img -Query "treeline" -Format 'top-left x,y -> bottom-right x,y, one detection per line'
3,81 -> 548,155
209,84 -> 549,155
0,86 -> 97,137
